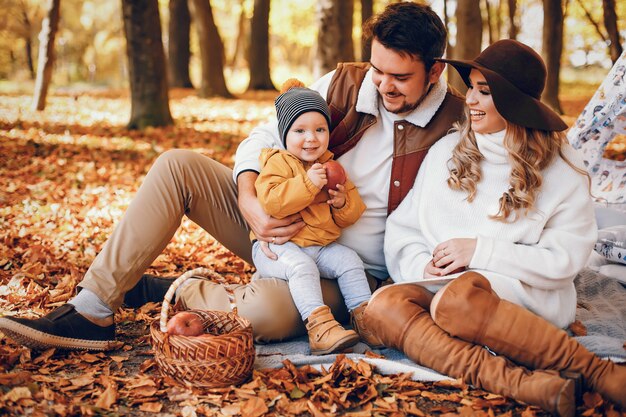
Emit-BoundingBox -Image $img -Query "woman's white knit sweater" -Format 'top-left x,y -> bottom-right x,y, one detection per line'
384,130 -> 597,328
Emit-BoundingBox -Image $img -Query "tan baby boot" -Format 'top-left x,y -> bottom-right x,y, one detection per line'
306,306 -> 359,355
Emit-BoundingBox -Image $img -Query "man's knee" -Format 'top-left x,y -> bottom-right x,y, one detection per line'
153,149 -> 199,169
177,276 -> 352,343
235,278 -> 306,343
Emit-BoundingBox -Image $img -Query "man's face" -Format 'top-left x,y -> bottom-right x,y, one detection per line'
370,39 -> 443,114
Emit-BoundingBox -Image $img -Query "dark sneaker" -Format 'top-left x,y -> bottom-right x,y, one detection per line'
0,304 -> 115,351
123,274 -> 174,308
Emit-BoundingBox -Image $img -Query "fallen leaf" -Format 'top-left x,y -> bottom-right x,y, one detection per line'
2,387 -> 32,402
139,402 -> 163,412
568,320 -> 587,336
94,384 -> 118,409
583,391 -> 604,409
240,397 -> 268,417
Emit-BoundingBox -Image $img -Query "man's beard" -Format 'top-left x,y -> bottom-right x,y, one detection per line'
385,81 -> 433,115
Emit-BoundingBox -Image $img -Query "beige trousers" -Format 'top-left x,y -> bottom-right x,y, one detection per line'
79,150 -> 378,342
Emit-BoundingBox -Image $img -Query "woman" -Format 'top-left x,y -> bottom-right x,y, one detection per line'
365,40 -> 625,416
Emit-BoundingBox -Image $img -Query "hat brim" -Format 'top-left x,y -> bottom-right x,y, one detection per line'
438,58 -> 568,132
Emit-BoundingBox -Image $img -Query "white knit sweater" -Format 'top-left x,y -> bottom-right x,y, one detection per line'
384,130 -> 597,328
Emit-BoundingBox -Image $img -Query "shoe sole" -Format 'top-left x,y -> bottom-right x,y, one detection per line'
310,333 -> 360,356
0,318 -> 114,351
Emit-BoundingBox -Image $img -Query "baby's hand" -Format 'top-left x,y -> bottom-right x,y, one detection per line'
307,163 -> 327,189
328,183 -> 347,208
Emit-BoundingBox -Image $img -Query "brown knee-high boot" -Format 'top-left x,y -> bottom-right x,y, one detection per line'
365,284 -> 576,417
432,272 -> 626,407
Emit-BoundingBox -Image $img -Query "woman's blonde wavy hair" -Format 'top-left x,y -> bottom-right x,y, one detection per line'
447,107 -> 589,222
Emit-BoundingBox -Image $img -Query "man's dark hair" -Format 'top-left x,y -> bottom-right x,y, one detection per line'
363,2 -> 447,70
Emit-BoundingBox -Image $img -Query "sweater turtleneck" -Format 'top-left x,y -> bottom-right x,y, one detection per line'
475,130 -> 508,165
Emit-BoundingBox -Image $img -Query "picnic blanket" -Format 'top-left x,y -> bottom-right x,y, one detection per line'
254,268 -> 626,380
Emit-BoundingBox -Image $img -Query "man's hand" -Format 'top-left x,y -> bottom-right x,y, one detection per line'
327,183 -> 346,209
307,163 -> 327,189
431,238 -> 476,276
237,172 -> 304,260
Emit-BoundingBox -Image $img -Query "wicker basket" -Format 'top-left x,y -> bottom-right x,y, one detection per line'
149,268 -> 255,388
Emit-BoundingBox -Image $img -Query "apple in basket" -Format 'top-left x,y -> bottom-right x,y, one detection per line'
323,160 -> 347,191
166,311 -> 204,336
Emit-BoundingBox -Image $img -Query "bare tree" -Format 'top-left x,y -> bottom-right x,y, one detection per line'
121,0 -> 173,128
247,0 -> 275,91
443,0 -> 453,59
450,0 -> 482,93
575,0 -> 607,43
32,0 -> 60,111
229,0 -> 247,68
0,0 -> 43,79
542,0 -> 564,114
168,0 -> 193,88
507,0 -> 518,40
484,0 -> 501,44
603,0 -> 623,64
338,0 -> 354,62
360,0 -> 373,62
190,0 -> 232,98
314,0 -> 355,79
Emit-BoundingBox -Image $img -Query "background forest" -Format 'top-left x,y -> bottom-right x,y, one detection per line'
0,0 -> 625,126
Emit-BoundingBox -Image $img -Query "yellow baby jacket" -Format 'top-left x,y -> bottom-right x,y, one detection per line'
254,148 -> 366,247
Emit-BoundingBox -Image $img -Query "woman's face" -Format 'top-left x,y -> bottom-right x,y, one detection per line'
466,69 -> 507,134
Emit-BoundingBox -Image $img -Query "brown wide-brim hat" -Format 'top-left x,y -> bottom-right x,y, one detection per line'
437,39 -> 567,132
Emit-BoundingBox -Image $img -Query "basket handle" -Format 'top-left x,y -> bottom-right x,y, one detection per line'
158,267 -> 230,332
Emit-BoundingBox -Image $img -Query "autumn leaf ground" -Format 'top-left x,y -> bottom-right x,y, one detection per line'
0,89 -> 624,416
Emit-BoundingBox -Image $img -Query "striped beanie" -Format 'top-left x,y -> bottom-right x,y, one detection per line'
275,79 -> 331,146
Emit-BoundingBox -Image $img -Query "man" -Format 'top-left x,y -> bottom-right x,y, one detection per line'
0,2 -> 464,350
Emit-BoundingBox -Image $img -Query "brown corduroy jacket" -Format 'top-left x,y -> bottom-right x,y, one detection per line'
325,62 -> 465,214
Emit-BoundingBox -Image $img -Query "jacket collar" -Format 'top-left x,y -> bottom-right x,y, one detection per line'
355,68 -> 448,128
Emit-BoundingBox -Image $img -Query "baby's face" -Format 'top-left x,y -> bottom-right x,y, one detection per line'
285,111 -> 330,162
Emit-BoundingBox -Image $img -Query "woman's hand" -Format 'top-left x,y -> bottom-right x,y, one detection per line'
327,183 -> 347,209
424,260 -> 444,278
431,238 -> 477,276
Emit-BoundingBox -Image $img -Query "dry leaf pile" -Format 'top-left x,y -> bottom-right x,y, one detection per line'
0,90 -> 625,416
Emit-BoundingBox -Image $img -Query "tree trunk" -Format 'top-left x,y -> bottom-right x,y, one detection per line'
338,0 -> 354,62
360,0 -> 373,62
575,0 -> 607,44
443,0 -> 453,59
19,5 -> 36,79
314,0 -> 354,79
247,0 -> 275,91
450,0 -> 482,93
495,0 -> 502,41
229,0 -> 247,67
542,0 -> 563,114
31,0 -> 60,111
121,0 -> 173,129
25,37 -> 35,79
190,0 -> 232,98
168,0 -> 193,88
603,0 -> 623,64
484,0 -> 495,45
507,0 -> 518,40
